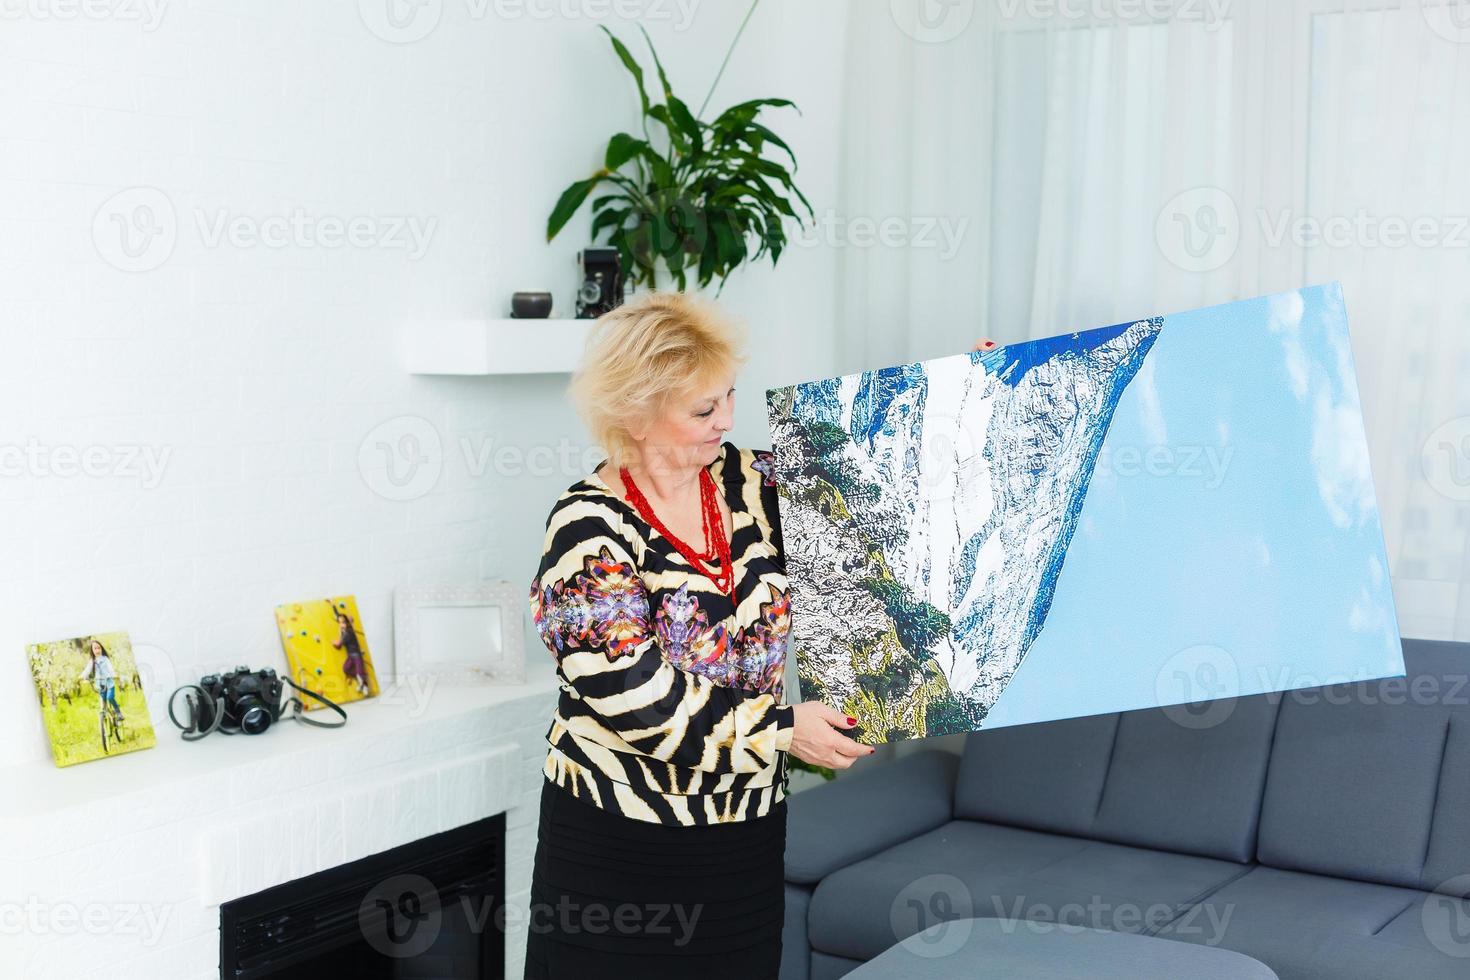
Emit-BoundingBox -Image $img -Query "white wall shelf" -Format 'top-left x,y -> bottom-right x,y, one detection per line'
403,318 -> 594,375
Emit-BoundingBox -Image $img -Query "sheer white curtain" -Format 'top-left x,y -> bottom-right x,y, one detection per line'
836,0 -> 1470,641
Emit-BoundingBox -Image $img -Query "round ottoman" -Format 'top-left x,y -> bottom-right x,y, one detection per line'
845,918 -> 1278,979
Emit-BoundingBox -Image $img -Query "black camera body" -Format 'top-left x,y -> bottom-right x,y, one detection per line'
197,665 -> 284,735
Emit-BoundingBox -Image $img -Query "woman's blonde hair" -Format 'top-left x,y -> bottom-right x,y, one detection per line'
569,290 -> 748,469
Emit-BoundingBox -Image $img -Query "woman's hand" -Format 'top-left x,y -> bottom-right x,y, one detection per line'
973,337 -> 998,352
788,702 -> 877,769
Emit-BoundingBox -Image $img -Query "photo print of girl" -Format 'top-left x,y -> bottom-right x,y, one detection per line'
273,596 -> 380,709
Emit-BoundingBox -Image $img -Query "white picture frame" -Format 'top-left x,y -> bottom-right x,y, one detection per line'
393,582 -> 525,685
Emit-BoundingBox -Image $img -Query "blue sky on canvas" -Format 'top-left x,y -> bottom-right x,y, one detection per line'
984,283 -> 1404,727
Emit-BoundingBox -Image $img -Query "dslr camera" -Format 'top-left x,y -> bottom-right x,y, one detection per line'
201,666 -> 284,734
169,664 -> 348,741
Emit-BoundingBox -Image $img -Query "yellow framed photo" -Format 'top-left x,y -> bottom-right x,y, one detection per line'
274,596 -> 380,710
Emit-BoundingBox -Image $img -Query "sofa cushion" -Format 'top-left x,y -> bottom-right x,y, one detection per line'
785,750 -> 959,885
954,713 -> 1117,837
807,819 -> 1249,961
955,693 -> 1280,862
1257,638 -> 1470,892
1088,695 -> 1279,862
782,882 -> 814,980
1154,865 -> 1470,980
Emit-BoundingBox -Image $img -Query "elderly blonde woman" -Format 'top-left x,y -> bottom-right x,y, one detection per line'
524,290 -> 996,978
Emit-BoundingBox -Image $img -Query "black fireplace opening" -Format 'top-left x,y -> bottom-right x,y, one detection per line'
220,813 -> 505,980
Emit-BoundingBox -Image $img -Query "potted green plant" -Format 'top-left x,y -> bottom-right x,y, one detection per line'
546,3 -> 815,295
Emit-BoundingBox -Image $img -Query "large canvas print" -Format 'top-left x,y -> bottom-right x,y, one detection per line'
766,283 -> 1404,744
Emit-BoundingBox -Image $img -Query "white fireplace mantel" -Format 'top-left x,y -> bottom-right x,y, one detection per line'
2,673 -> 561,980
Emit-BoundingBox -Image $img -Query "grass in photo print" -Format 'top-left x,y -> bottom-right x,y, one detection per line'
28,631 -> 158,767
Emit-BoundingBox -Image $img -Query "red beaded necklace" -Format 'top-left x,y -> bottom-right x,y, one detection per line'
619,463 -> 735,599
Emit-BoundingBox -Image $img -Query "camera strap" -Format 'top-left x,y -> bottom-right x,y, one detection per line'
167,685 -> 225,741
282,676 -> 348,729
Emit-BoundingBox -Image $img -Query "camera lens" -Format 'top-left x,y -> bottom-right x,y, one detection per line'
236,697 -> 272,735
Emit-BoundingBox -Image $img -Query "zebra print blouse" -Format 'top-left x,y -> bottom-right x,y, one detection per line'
528,442 -> 796,826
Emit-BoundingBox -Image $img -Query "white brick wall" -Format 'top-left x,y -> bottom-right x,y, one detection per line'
1,679 -> 560,980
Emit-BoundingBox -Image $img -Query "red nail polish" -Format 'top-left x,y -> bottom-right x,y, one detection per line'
846,716 -> 856,725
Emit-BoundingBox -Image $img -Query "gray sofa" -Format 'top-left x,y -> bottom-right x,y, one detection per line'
783,637 -> 1470,980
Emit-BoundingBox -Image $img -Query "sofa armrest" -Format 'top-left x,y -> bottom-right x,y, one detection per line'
784,749 -> 959,885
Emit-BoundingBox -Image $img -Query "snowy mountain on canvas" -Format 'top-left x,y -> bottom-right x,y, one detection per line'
767,318 -> 1163,740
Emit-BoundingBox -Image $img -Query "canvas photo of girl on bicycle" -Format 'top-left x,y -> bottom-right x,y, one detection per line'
273,595 -> 380,710
27,630 -> 158,767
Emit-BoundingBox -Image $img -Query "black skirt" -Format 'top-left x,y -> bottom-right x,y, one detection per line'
523,777 -> 787,979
